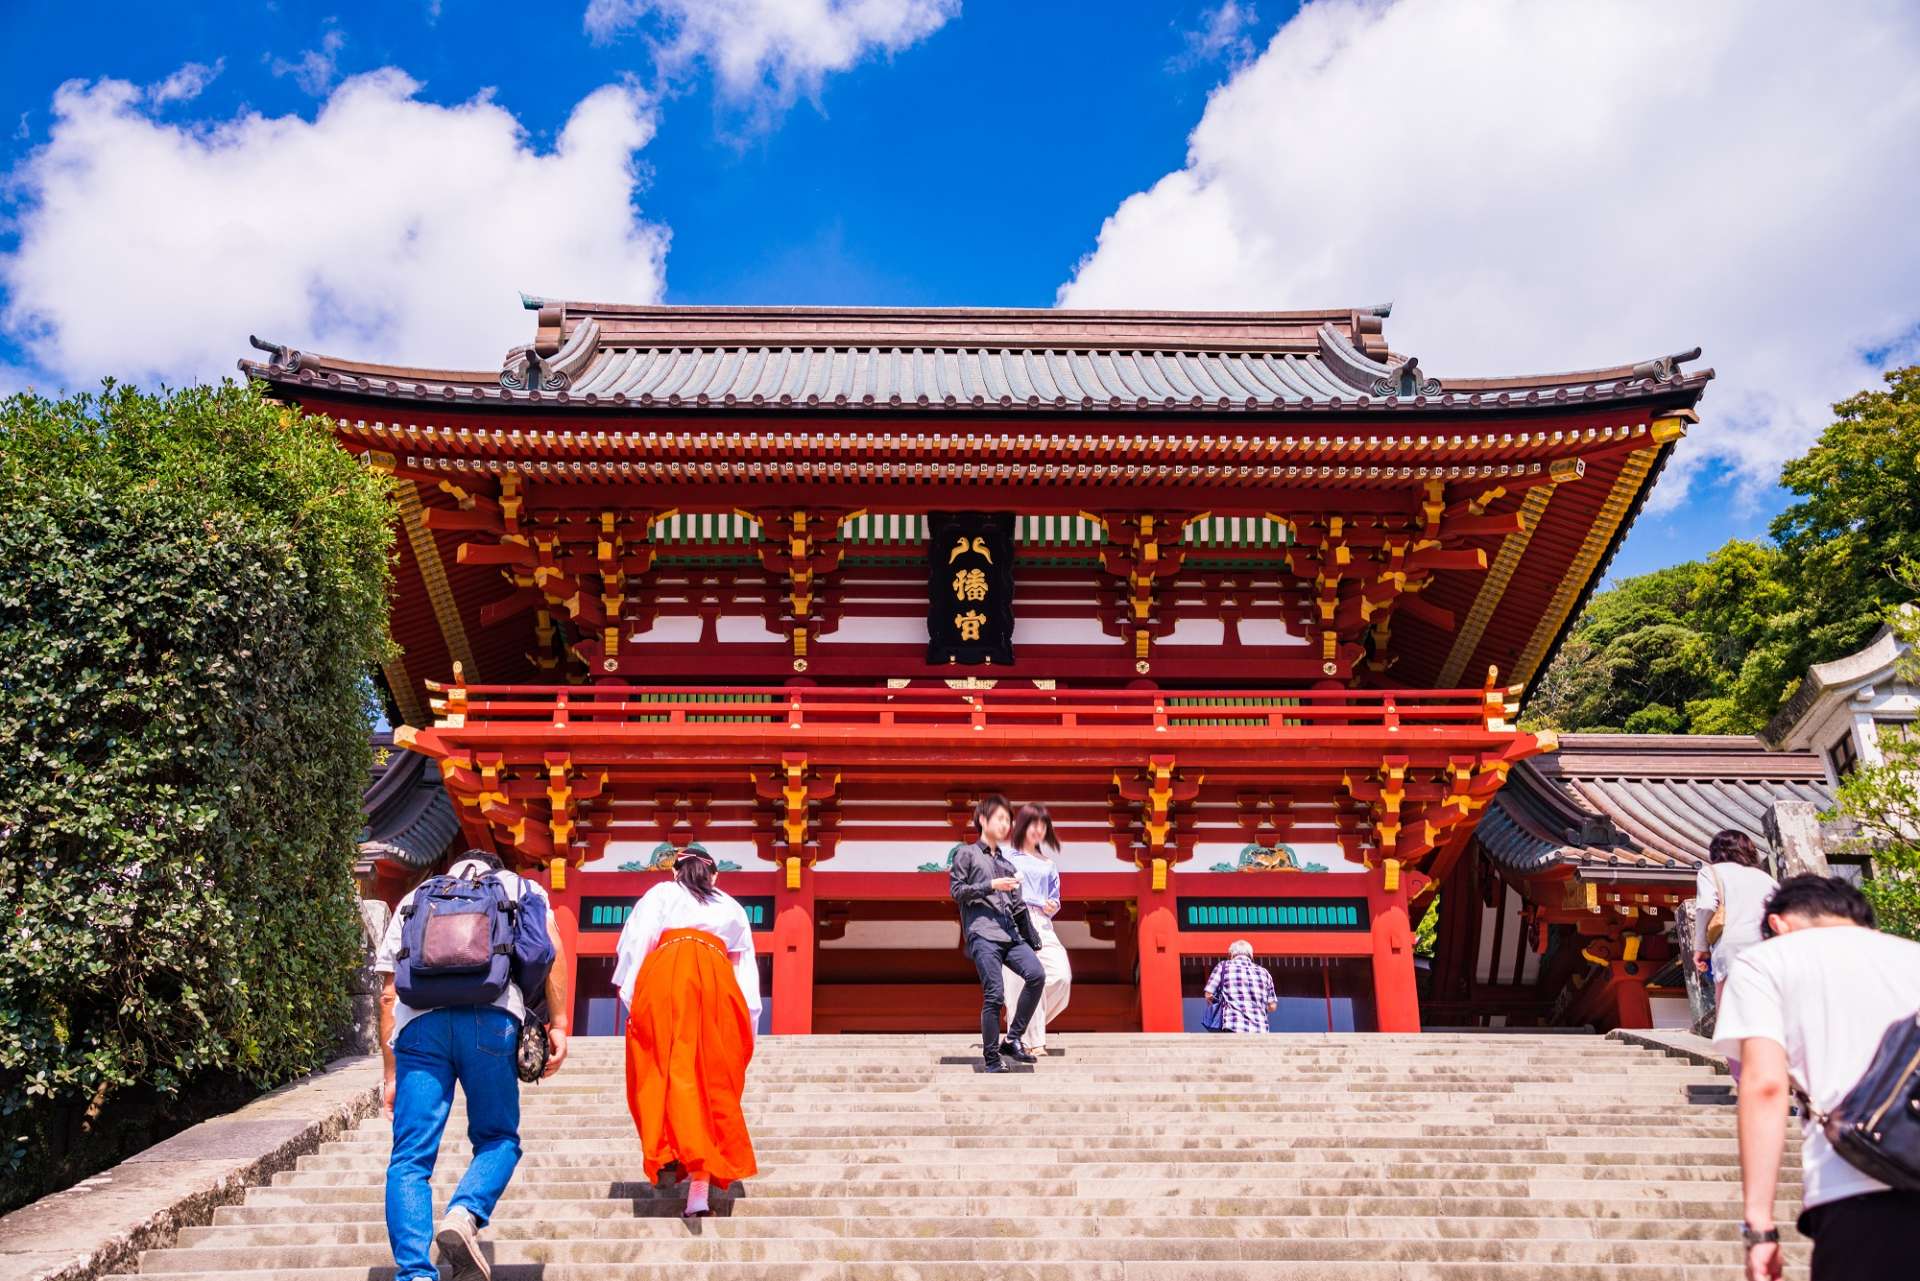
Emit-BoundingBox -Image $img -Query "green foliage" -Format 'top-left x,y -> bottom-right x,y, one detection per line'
1413,897 -> 1439,959
0,381 -> 394,1208
1529,366 -> 1920,733
1827,715 -> 1920,943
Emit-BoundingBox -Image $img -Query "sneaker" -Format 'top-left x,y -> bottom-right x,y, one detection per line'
435,1207 -> 490,1281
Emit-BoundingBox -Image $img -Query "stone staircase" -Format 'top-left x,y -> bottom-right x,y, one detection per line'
117,1032 -> 1808,1279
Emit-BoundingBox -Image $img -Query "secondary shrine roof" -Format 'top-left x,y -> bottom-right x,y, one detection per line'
1476,734 -> 1831,882
241,300 -> 1710,416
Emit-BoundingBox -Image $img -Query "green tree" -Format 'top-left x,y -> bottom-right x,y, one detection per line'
0,381 -> 394,1209
1772,366 -> 1920,681
1530,366 -> 1920,734
1827,726 -> 1920,942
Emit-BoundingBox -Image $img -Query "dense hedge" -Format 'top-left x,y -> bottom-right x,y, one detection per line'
0,381 -> 394,1210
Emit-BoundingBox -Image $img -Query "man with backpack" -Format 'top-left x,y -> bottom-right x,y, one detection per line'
374,850 -> 569,1281
1713,875 -> 1920,1281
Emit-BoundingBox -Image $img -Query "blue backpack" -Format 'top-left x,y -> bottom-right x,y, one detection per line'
395,863 -> 552,1010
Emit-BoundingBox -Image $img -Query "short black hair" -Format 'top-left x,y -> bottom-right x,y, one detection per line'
460,848 -> 505,872
973,794 -> 1012,827
1761,874 -> 1875,937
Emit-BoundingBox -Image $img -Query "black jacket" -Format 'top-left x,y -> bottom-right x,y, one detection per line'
949,841 -> 1020,942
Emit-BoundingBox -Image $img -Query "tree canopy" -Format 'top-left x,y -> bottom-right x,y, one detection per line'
0,381 -> 394,1210
1529,366 -> 1920,734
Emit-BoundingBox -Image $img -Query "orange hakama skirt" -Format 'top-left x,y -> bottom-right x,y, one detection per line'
624,927 -> 758,1188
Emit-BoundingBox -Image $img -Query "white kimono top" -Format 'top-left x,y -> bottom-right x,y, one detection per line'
611,880 -> 762,1021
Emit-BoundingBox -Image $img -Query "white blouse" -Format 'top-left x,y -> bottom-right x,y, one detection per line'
611,880 -> 762,1020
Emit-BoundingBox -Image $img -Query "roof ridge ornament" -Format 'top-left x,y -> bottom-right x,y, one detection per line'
502,317 -> 602,392
247,334 -> 304,373
1630,346 -> 1702,383
1315,322 -> 1440,398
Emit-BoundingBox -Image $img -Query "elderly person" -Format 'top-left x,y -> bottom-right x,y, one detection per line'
1202,940 -> 1277,1033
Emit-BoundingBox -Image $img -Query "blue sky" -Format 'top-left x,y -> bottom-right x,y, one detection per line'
2,0 -> 1911,583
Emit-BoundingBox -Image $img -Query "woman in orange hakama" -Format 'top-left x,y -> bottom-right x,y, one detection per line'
611,846 -> 760,1216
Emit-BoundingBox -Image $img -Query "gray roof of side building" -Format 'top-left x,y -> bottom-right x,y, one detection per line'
360,735 -> 460,870
1478,734 -> 1832,880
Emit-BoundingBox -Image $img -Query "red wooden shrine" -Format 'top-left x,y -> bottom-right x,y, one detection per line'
245,302 -> 1709,1035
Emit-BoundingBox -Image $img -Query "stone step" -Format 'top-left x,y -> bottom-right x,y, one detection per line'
276,1159 -> 1797,1187
217,1191 -> 1802,1223
183,1212 -> 1786,1245
133,1234 -> 1814,1271
121,1033 -> 1805,1280
109,1263 -> 1793,1280
292,1152 -> 1792,1181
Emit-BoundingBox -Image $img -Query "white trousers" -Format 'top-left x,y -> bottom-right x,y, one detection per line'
1003,933 -> 1072,1049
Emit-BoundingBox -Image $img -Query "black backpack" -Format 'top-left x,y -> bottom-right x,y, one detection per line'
1800,1010 -> 1920,1192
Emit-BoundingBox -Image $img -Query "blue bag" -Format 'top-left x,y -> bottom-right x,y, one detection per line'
394,866 -> 516,1010
508,882 -> 556,998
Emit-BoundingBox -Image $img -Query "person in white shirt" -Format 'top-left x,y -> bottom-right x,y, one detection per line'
1713,875 -> 1920,1281
1692,828 -> 1780,1002
1001,803 -> 1072,1055
373,851 -> 569,1281
612,845 -> 761,1217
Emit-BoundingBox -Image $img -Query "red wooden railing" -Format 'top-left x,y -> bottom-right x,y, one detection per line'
423,681 -> 1510,736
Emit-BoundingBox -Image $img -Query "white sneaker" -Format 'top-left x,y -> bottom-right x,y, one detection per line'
434,1206 -> 490,1281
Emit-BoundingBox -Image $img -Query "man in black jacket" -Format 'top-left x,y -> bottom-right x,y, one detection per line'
950,794 -> 1046,1072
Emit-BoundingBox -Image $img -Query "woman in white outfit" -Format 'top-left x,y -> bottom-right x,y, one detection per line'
1692,828 -> 1778,1067
1002,803 -> 1071,1054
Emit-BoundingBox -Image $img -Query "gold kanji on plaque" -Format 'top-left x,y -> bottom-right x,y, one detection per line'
952,568 -> 989,601
954,610 -> 987,641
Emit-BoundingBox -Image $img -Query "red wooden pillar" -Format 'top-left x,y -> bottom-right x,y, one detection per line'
1606,960 -> 1653,1029
1368,862 -> 1422,1033
546,865 -> 581,1031
770,872 -> 816,1035
1136,863 -> 1182,1032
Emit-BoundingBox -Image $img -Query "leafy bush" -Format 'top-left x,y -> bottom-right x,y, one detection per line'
0,381 -> 393,1210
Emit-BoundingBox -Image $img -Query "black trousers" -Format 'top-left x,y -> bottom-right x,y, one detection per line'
965,933 -> 1045,1058
1800,1189 -> 1920,1280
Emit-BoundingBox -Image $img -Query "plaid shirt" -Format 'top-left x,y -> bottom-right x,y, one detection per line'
1204,956 -> 1276,1033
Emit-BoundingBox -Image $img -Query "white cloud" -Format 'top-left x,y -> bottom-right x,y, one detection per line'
584,0 -> 957,106
272,27 -> 347,96
1,72 -> 668,389
149,60 -> 224,106
1060,0 -> 1920,508
1173,2 -> 1259,71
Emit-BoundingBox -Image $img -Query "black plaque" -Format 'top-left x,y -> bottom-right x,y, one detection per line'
926,511 -> 1015,665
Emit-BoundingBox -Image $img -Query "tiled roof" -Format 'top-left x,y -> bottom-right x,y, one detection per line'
1479,734 -> 1831,880
240,302 -> 1710,416
361,737 -> 460,870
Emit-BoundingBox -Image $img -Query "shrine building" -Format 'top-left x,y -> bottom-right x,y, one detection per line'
244,301 -> 1717,1037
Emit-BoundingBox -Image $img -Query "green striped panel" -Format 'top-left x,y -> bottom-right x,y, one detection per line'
629,691 -> 777,724
842,514 -> 928,545
1166,695 -> 1301,727
649,513 -> 760,545
1015,515 -> 1102,547
1183,516 -> 1289,548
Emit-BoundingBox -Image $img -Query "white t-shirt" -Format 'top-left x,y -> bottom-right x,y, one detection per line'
373,858 -> 551,1049
1713,925 -> 1920,1208
610,880 -> 761,1021
1693,862 -> 1778,978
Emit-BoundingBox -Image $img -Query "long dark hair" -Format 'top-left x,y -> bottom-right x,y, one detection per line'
1707,829 -> 1763,869
1010,803 -> 1060,855
674,846 -> 719,904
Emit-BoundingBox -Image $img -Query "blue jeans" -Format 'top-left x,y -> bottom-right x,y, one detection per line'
386,1008 -> 523,1281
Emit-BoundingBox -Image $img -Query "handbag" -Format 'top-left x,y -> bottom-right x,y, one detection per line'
1796,1010 -> 1920,1192
516,998 -> 552,1085
1007,893 -> 1044,951
1705,864 -> 1726,947
1201,976 -> 1227,1033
